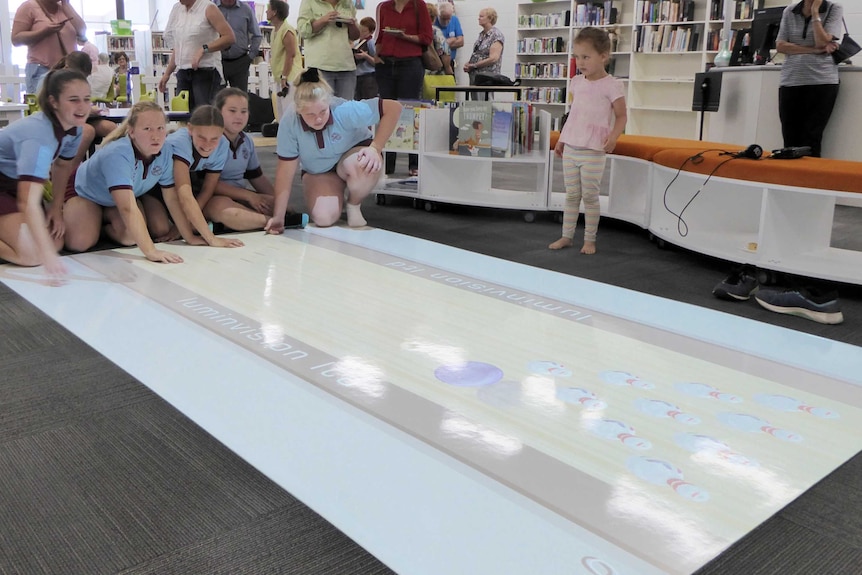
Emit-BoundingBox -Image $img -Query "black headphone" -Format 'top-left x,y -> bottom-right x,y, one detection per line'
735,144 -> 763,159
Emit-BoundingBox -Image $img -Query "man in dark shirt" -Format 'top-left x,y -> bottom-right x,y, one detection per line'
216,0 -> 263,93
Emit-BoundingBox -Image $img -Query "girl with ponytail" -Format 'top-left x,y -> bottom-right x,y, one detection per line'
63,101 -> 182,263
266,68 -> 402,232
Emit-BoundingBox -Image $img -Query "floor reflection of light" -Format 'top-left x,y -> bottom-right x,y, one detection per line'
334,356 -> 386,398
608,477 -> 723,566
521,375 -> 565,415
687,451 -> 799,508
440,411 -> 522,458
262,262 -> 276,307
401,337 -> 466,366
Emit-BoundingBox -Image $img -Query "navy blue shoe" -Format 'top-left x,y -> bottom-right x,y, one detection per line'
755,287 -> 844,325
713,266 -> 759,301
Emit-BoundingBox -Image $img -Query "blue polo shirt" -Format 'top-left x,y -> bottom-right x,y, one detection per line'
221,131 -> 263,187
435,15 -> 463,61
0,112 -> 82,184
276,97 -> 382,175
167,127 -> 230,174
74,137 -> 175,207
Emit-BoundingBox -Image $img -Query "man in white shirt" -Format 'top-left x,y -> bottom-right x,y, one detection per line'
89,53 -> 114,99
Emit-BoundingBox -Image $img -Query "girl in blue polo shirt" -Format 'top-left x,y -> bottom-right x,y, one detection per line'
164,106 -> 244,249
265,68 -> 402,232
204,87 -> 278,231
0,69 -> 89,279
63,101 -> 183,263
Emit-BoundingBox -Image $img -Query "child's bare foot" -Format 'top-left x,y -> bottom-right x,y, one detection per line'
580,240 -> 596,255
549,237 -> 574,250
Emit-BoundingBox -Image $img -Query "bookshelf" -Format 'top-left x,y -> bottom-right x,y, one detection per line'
259,25 -> 274,63
106,34 -> 135,65
150,32 -> 171,70
514,0 -> 782,138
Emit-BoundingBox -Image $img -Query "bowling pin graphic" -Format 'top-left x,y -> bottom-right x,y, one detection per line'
716,412 -> 803,442
673,432 -> 759,467
587,418 -> 652,450
556,387 -> 607,410
753,394 -> 840,419
634,397 -> 701,424
599,370 -> 655,390
674,381 -> 743,403
527,360 -> 572,378
626,456 -> 710,502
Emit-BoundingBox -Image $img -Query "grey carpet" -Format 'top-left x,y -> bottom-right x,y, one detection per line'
1,148 -> 860,574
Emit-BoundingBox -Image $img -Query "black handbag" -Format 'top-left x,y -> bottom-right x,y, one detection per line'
832,18 -> 861,64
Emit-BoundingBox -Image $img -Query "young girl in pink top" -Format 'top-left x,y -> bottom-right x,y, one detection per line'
550,27 -> 627,255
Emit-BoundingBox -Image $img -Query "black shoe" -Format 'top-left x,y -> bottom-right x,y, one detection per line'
284,212 -> 308,229
712,266 -> 759,301
754,287 -> 844,325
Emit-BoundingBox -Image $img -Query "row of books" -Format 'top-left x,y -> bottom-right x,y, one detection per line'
574,2 -> 618,27
634,23 -> 702,53
517,37 -> 566,55
705,28 -> 740,52
709,0 -> 764,21
636,0 -> 696,24
445,102 -> 537,158
517,12 -> 570,30
523,86 -> 566,104
514,62 -> 569,80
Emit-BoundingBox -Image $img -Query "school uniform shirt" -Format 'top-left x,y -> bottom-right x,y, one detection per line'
221,131 -> 263,188
0,112 -> 82,186
74,137 -> 175,207
276,97 -> 382,175
167,127 -> 230,175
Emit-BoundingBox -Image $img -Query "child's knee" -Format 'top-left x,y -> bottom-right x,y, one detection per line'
310,195 -> 341,227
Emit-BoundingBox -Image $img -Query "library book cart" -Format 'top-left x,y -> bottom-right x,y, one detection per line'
375,108 -> 553,223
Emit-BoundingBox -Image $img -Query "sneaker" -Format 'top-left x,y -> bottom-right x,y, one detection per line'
713,266 -> 759,301
284,212 -> 308,229
754,287 -> 844,325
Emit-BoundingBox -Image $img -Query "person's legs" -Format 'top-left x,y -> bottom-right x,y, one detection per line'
550,145 -> 583,250
302,171 -> 347,227
189,68 -> 223,109
102,204 -> 137,246
175,69 -> 193,104
204,195 -> 267,231
336,145 -> 383,227
63,196 -> 103,252
222,57 -> 251,93
399,59 -> 425,172
24,63 -> 49,95
141,194 -> 174,240
319,70 -> 356,101
802,84 -> 839,158
375,62 -> 398,174
578,149 -> 606,254
779,85 -> 808,150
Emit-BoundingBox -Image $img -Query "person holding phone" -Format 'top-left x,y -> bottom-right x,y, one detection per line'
12,0 -> 87,93
297,0 -> 360,100
775,0 -> 843,157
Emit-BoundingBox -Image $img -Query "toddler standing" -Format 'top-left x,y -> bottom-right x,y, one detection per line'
549,27 -> 627,255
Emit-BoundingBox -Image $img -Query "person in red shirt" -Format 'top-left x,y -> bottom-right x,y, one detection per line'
374,0 -> 433,176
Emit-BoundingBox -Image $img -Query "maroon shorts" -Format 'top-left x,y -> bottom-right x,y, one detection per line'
0,190 -> 18,216
64,168 -> 80,202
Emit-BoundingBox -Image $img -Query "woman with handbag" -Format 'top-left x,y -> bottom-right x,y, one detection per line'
375,0 -> 434,177
775,0 -> 843,157
463,8 -> 504,87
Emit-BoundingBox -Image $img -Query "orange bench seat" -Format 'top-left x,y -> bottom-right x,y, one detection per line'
652,148 -> 862,195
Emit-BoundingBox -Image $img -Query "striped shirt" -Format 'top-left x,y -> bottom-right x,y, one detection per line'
776,1 -> 843,87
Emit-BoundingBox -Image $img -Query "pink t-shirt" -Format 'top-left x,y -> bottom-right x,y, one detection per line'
14,0 -> 79,68
559,74 -> 626,152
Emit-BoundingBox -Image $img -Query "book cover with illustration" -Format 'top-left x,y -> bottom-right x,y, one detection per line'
386,106 -> 415,150
490,103 -> 514,158
454,101 -> 492,157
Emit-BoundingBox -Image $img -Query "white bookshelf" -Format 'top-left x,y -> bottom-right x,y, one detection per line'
513,0 -> 783,138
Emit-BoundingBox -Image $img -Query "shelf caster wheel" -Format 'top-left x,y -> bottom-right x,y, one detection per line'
413,198 -> 422,209
757,269 -> 780,286
555,212 -> 563,224
655,237 -> 668,250
523,211 -> 536,223
424,201 -> 437,213
375,194 -> 386,206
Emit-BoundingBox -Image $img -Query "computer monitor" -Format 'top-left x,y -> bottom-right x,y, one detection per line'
729,27 -> 752,66
749,7 -> 785,64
